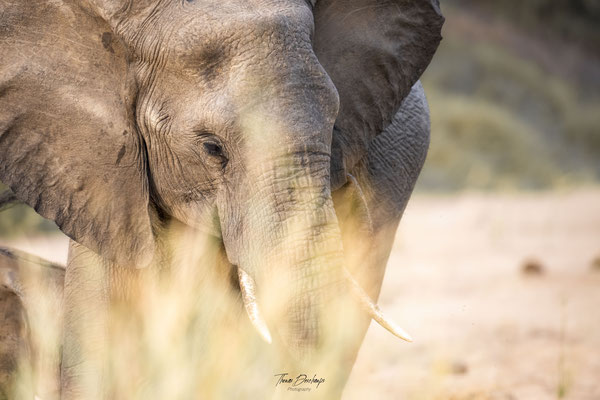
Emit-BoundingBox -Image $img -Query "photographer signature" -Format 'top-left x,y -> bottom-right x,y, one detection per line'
274,373 -> 326,392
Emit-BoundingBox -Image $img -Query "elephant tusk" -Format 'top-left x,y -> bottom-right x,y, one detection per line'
343,268 -> 413,342
237,267 -> 273,344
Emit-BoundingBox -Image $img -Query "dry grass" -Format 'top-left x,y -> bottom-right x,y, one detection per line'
3,189 -> 600,399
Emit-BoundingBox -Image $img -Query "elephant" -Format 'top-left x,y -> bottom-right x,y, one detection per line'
0,0 -> 444,399
0,247 -> 64,400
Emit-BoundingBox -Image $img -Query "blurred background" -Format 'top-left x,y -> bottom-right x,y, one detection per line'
1,0 -> 599,399
420,0 -> 600,191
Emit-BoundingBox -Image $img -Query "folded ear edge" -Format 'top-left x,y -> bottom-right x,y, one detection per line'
5,181 -> 156,269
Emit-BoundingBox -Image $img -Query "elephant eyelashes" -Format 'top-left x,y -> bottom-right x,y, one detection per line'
195,131 -> 224,155
197,134 -> 228,168
203,142 -> 223,157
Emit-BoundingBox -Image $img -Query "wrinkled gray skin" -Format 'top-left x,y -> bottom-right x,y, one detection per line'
0,0 -> 443,398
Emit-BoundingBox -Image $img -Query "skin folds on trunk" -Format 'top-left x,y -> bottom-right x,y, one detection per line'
220,148 -> 348,356
223,149 -> 365,397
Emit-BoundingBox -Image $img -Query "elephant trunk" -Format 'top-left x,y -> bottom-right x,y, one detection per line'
221,147 -> 346,357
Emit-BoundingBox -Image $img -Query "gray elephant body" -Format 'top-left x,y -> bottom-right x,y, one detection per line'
0,0 -> 442,398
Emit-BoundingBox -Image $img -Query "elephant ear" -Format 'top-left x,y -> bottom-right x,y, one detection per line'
312,0 -> 444,190
0,1 -> 154,266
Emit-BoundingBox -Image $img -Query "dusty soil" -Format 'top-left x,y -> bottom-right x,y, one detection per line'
2,189 -> 599,399
344,189 -> 600,400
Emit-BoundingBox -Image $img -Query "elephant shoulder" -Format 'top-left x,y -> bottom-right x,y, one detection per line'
354,81 -> 431,229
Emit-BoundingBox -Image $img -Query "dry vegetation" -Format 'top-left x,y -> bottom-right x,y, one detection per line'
2,189 -> 599,399
419,4 -> 600,191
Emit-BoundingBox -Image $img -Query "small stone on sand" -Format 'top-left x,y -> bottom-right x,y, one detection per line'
521,258 -> 545,276
591,256 -> 600,272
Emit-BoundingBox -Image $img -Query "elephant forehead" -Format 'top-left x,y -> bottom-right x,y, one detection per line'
168,2 -> 314,67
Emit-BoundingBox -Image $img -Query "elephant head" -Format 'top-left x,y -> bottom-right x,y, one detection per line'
0,0 -> 443,366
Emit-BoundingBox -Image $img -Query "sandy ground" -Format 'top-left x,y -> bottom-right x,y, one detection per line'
2,189 -> 599,400
345,189 -> 600,400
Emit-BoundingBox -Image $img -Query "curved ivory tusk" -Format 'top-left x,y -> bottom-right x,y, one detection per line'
237,267 -> 273,344
343,268 -> 413,342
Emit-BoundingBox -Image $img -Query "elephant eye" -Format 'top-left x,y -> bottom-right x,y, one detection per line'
201,139 -> 228,168
203,141 -> 223,156
195,130 -> 228,168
